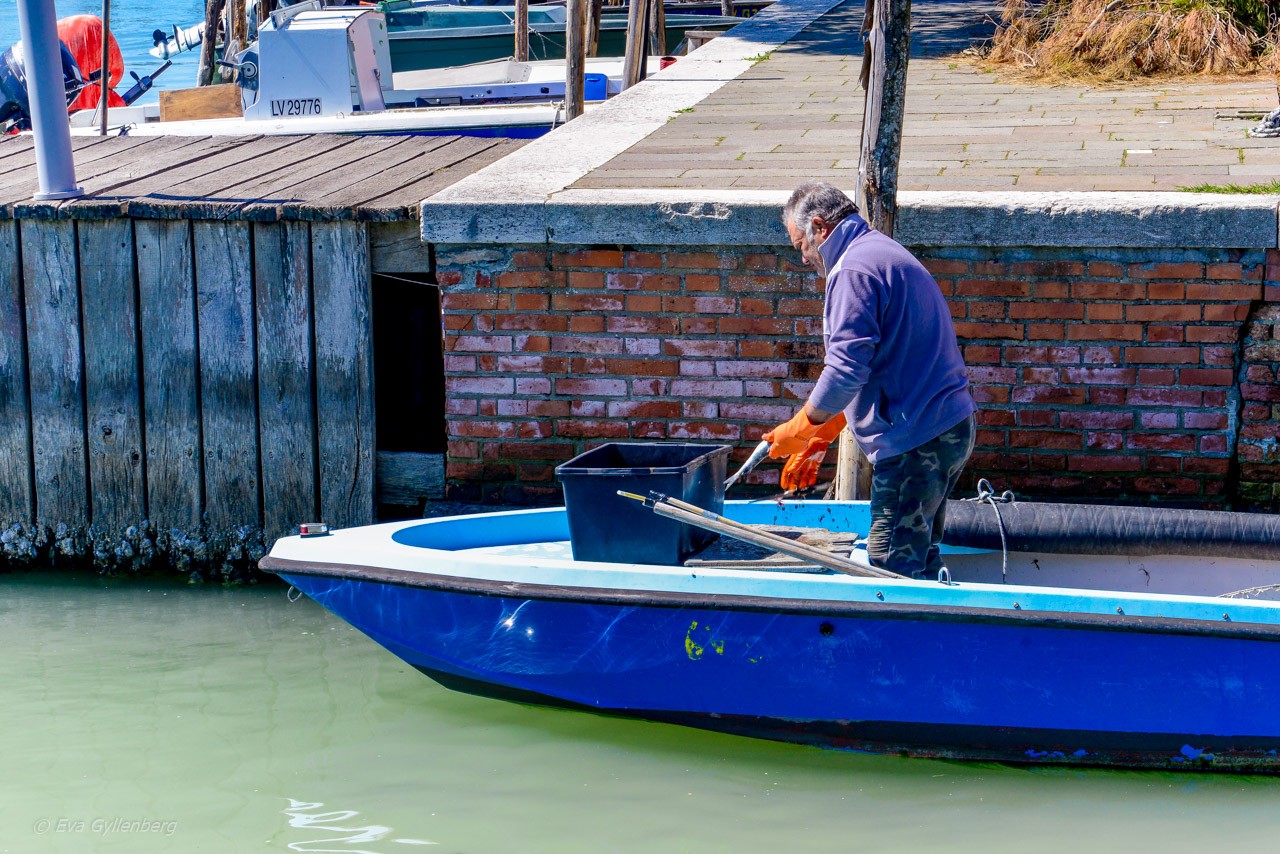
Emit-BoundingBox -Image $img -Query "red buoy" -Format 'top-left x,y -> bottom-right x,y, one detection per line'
56,15 -> 125,111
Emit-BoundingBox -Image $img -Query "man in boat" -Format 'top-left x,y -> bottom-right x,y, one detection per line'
764,181 -> 977,578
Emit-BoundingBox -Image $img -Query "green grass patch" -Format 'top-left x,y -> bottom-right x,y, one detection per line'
1178,179 -> 1280,193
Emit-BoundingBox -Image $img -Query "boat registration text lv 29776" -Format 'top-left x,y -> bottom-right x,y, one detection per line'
271,98 -> 323,117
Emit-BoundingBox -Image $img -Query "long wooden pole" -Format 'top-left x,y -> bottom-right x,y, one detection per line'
514,0 -> 529,62
834,0 -> 911,501
98,0 -> 110,136
566,0 -> 586,120
621,0 -> 648,89
648,0 -> 667,57
586,0 -> 603,57
196,0 -> 226,86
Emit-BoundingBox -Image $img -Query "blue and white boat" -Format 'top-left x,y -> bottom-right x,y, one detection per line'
261,495 -> 1280,773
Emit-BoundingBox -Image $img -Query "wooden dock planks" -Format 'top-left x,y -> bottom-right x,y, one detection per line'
20,219 -> 88,535
193,221 -> 261,535
136,219 -> 203,537
0,220 -> 33,526
254,220 -> 318,541
79,219 -> 147,537
312,221 -> 375,530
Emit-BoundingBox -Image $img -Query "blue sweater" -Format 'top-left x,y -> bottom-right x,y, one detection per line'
808,215 -> 975,463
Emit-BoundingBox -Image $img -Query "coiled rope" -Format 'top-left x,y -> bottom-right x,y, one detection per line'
961,478 -> 1016,581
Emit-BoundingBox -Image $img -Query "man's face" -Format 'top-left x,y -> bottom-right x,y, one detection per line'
786,216 -> 830,276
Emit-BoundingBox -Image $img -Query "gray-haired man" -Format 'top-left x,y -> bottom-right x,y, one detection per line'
763,181 -> 977,578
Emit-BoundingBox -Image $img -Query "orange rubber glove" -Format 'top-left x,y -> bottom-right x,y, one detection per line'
780,413 -> 847,492
764,409 -> 847,459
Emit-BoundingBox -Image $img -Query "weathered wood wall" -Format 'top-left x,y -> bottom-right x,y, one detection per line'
0,217 -> 376,577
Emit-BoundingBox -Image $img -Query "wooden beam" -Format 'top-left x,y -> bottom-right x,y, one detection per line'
566,0 -> 587,121
196,0 -> 226,87
0,220 -> 33,529
622,0 -> 650,89
514,0 -> 529,62
648,0 -> 667,57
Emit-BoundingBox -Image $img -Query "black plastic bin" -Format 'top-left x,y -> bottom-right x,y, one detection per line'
555,442 -> 731,565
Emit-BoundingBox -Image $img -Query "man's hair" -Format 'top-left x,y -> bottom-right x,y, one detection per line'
783,182 -> 858,237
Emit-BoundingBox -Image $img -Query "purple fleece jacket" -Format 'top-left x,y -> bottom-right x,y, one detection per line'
808,214 -> 976,463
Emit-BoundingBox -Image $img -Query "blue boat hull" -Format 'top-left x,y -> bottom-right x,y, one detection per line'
275,567 -> 1280,772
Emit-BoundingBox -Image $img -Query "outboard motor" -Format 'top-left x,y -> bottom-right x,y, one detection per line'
0,40 -> 86,131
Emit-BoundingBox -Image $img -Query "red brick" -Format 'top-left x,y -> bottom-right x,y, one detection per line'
779,298 -> 822,316
515,378 -> 552,395
1009,430 -> 1081,450
555,419 -> 630,439
1020,367 -> 1058,384
624,338 -> 662,356
1186,283 -> 1262,301
739,298 -> 775,316
720,402 -> 796,421
669,423 -> 742,441
446,376 -> 514,395
555,377 -> 627,396
956,279 -> 1032,298
738,340 -> 777,358
449,335 -> 513,353
1136,368 -> 1176,385
1060,411 -> 1134,429
715,360 -> 790,378
1088,261 -> 1124,278
570,400 -> 606,417
682,317 -> 718,335
1066,324 -> 1143,341
685,274 -> 721,292
631,378 -> 667,396
445,399 -> 478,416
601,357 -> 679,377
1087,304 -> 1124,321
1018,410 -> 1056,427
1072,281 -> 1147,300
969,301 -> 1008,320
1129,262 -> 1204,279
1147,325 -> 1184,343
1206,263 -> 1244,281
570,316 -> 604,333
967,366 -> 1018,384
625,251 -> 662,268
1147,282 -> 1185,300
1009,260 -> 1085,277
1060,367 -> 1136,385
921,258 -> 969,275
664,339 -> 734,358
1139,412 -> 1178,429
1085,432 -> 1123,450
552,249 -> 624,268
1082,346 -> 1122,364
1199,435 -> 1229,454
1010,302 -> 1083,320
568,271 -> 605,289
670,379 -> 744,397
664,251 -> 732,270
954,321 -> 1024,340
727,274 -> 804,294
664,295 -> 736,314
1126,388 -> 1203,407
497,355 -> 568,373
1185,326 -> 1239,343
1068,455 -> 1142,472
496,270 -> 565,289
551,336 -> 624,354
606,401 -> 681,418
1031,281 -> 1070,300
513,293 -> 549,311
442,293 -> 503,310
1126,304 -> 1201,322
719,317 -> 793,335
1242,383 -> 1280,403
1004,345 -> 1079,364
1089,388 -> 1126,405
496,315 -> 568,332
1011,386 -> 1087,405
972,386 -> 1010,404
1204,303 -> 1253,322
965,345 -> 1002,363
512,249 -> 548,267
552,294 -> 624,312
607,316 -> 677,334
1180,368 -> 1235,386
1124,347 -> 1200,364
1127,434 -> 1196,452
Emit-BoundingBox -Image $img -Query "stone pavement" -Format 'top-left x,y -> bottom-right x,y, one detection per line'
573,0 -> 1280,192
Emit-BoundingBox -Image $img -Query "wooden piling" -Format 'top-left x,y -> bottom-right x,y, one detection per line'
622,0 -> 649,89
0,220 -> 32,534
135,219 -> 203,541
566,0 -> 587,121
515,0 -> 530,62
79,219 -> 145,542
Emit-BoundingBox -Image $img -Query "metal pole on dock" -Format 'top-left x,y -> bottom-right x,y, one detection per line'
834,0 -> 910,501
566,0 -> 586,120
98,0 -> 110,136
514,0 -> 529,62
14,0 -> 84,199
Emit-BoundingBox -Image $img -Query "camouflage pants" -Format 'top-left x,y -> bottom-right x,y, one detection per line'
866,413 -> 976,578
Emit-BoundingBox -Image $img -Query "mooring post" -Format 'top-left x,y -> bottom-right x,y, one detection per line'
834,0 -> 910,500
566,0 -> 586,120
514,0 -> 529,61
15,0 -> 84,199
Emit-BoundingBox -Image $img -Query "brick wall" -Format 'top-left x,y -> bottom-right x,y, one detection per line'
436,243 -> 1280,510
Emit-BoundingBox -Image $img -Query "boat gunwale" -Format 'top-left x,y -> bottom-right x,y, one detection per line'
260,555 -> 1280,643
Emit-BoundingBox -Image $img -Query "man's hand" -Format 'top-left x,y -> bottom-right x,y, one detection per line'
764,409 -> 846,459
779,412 -> 847,490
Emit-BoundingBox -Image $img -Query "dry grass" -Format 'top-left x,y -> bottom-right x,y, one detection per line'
983,0 -> 1278,81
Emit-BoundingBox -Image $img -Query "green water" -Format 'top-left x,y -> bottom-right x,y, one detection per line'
3,572 -> 1279,853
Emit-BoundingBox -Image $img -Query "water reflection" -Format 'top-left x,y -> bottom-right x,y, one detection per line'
283,799 -> 434,853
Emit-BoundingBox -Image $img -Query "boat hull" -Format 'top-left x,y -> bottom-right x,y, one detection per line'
272,562 -> 1280,772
